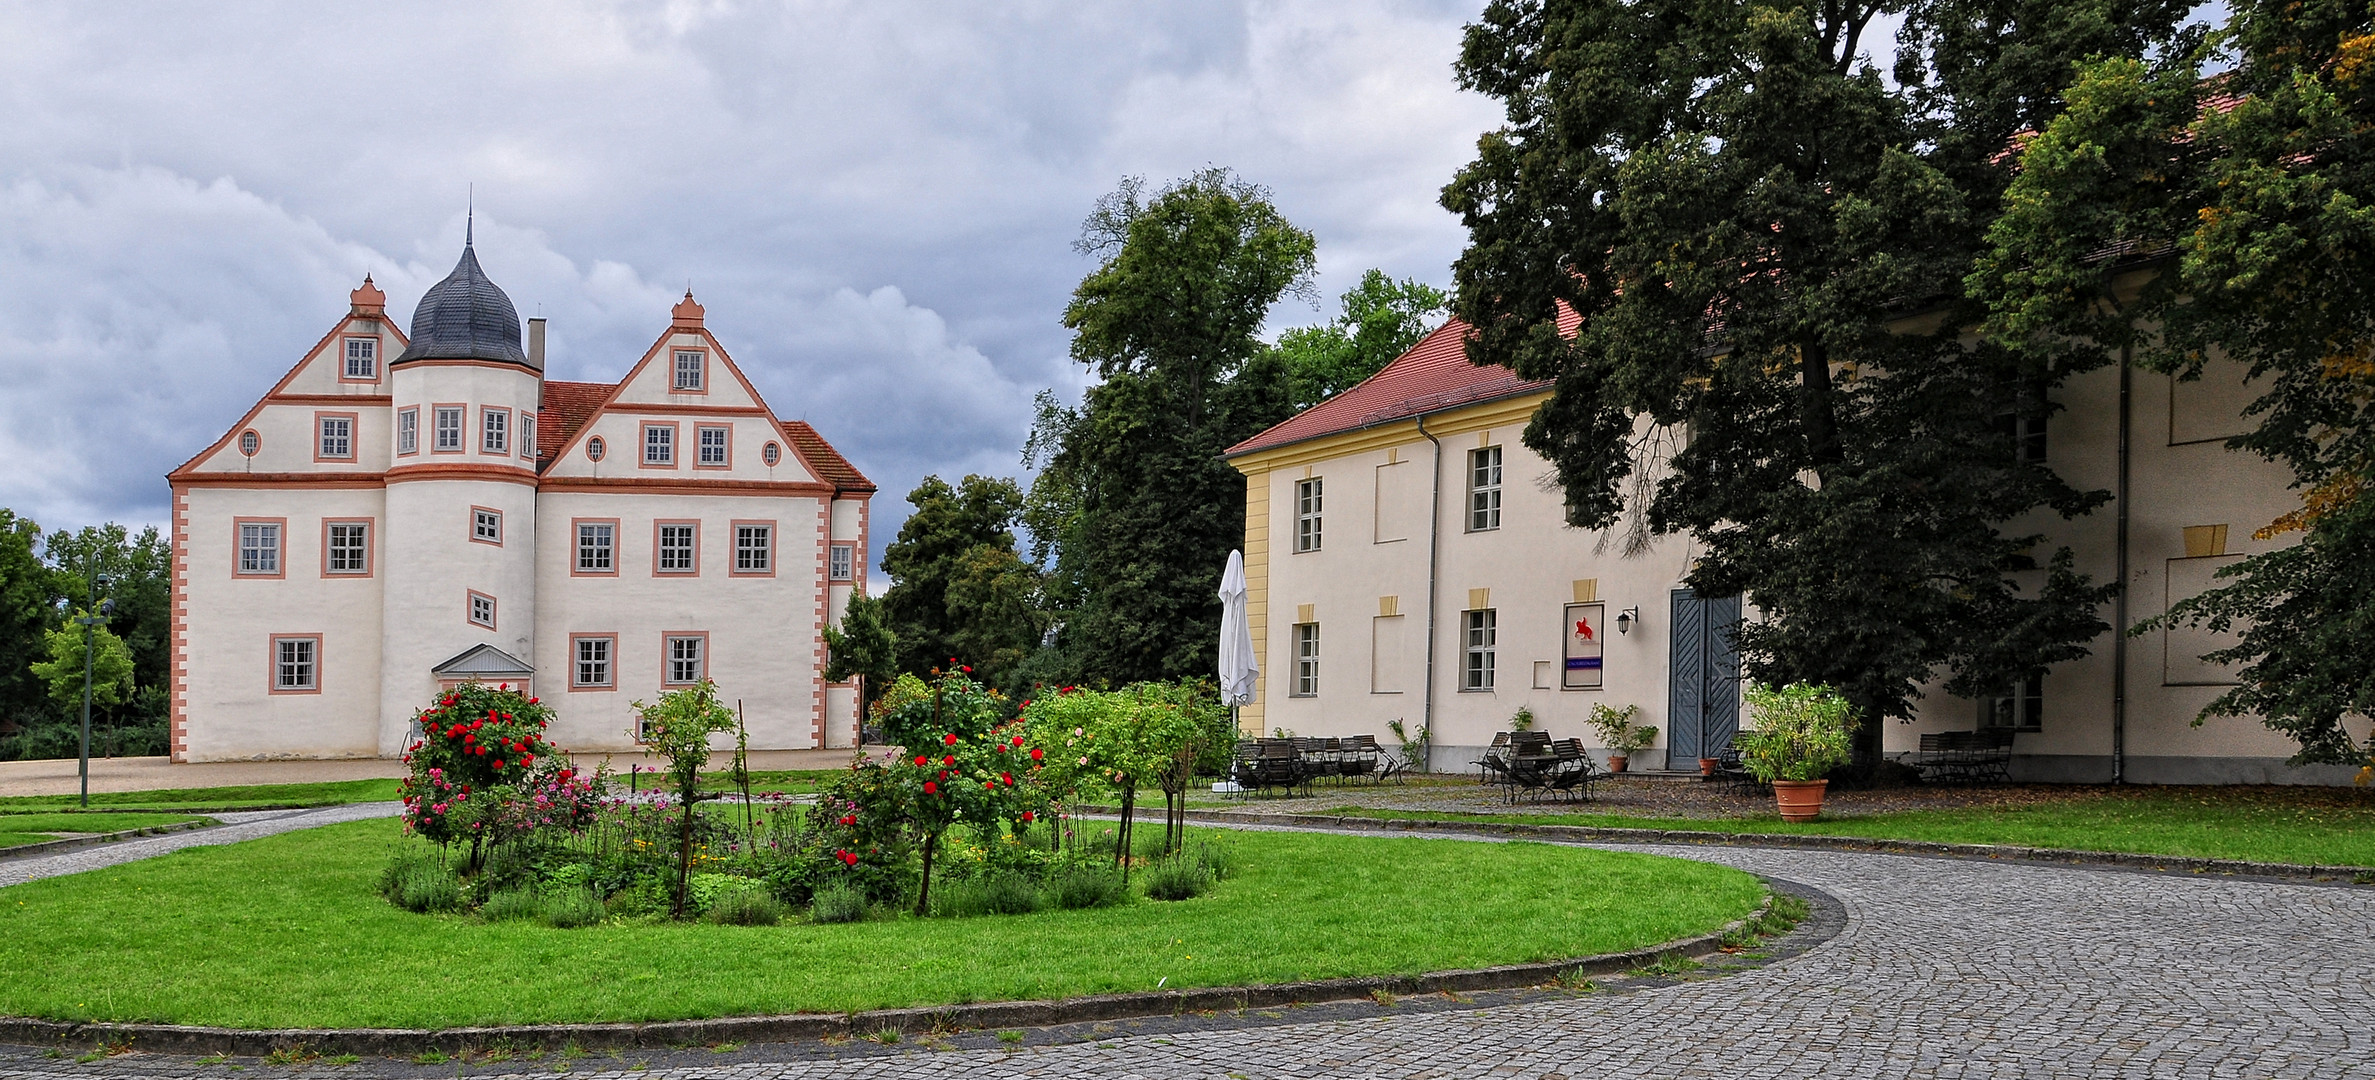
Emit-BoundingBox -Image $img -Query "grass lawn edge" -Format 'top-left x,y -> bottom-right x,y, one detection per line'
0,888 -> 1783,1056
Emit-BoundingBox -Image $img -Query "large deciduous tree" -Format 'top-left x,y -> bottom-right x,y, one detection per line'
875,474 -> 1044,689
1441,0 -> 2193,765
1979,0 -> 2375,767
0,510 -> 57,738
1270,269 -> 1449,410
1028,169 -> 1316,687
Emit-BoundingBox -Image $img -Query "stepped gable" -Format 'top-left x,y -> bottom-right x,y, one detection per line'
779,420 -> 874,494
1226,309 -> 1576,457
536,381 -> 613,469
395,242 -> 529,366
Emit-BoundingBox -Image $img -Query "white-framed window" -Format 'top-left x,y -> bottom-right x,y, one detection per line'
238,429 -> 260,457
472,508 -> 502,545
674,350 -> 705,391
665,634 -> 706,685
587,436 -> 607,462
1985,673 -> 2045,732
397,407 -> 418,455
433,406 -> 465,451
519,413 -> 536,459
318,415 -> 353,460
468,591 -> 498,630
1463,608 -> 1497,690
644,424 -> 674,465
237,522 -> 281,575
697,425 -> 730,466
1469,446 -> 1503,531
735,524 -> 772,573
576,522 -> 615,573
482,407 -> 510,454
573,636 -> 614,689
1293,622 -> 1320,697
829,543 -> 854,581
272,636 -> 318,692
762,441 -> 782,467
326,522 -> 369,574
1294,477 -> 1323,553
344,337 -> 377,380
658,523 -> 697,573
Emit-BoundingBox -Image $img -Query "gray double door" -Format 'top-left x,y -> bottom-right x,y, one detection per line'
1666,589 -> 1743,765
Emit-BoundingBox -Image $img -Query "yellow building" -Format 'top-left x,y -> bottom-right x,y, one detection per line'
1225,317 -> 2367,783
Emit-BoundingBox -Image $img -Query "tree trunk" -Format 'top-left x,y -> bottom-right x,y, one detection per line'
673,802 -> 696,919
1799,340 -> 1840,469
1115,783 -> 1136,880
916,830 -> 939,916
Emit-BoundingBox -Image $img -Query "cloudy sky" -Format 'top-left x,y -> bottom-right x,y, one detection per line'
0,0 -> 1515,560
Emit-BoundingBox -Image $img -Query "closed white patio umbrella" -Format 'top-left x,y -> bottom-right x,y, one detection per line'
1217,550 -> 1258,708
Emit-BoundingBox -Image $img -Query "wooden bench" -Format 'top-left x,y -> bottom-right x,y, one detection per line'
1910,728 -> 2015,784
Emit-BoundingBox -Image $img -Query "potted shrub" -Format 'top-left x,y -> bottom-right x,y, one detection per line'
1585,703 -> 1655,773
1733,682 -> 1855,821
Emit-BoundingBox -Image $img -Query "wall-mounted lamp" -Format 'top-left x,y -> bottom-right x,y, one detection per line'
1615,606 -> 1639,635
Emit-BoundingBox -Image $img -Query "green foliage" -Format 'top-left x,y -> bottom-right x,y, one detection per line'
822,593 -> 899,712
875,475 -> 1045,689
0,517 -> 172,760
874,670 -> 1046,913
1139,856 -> 1213,901
1440,1 -> 2198,761
1027,169 -> 1316,688
382,854 -> 463,914
1734,684 -> 1858,783
928,870 -> 1042,917
701,880 -> 785,926
1507,706 -> 1536,732
1977,1 -> 2375,765
0,510 -> 56,734
1386,718 -> 1430,773
1585,703 -> 1654,755
539,888 -> 607,930
633,680 -> 742,919
29,621 -> 135,711
479,887 -> 541,923
1043,864 -> 1130,910
1268,269 -> 1447,409
398,683 -> 596,867
808,881 -> 869,924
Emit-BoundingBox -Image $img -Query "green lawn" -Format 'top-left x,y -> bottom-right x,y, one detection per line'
1328,785 -> 2375,867
0,811 -> 213,847
0,779 -> 403,814
0,819 -> 1762,1029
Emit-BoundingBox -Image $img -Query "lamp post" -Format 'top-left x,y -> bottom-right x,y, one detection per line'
71,581 -> 111,809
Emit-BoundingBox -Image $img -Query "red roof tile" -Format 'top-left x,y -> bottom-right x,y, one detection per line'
781,420 -> 875,494
537,380 -> 613,469
1226,316 -> 1560,457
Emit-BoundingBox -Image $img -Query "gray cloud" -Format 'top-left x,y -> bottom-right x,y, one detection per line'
0,0 -> 1501,556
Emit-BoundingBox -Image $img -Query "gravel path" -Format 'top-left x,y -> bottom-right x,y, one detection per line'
0,803 -> 401,889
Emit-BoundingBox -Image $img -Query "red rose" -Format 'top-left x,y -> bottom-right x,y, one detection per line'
1030,748 -> 1044,761
942,754 -> 955,766
1002,772 -> 1013,786
924,781 -> 938,794
1021,811 -> 1035,822
961,665 -> 972,673
915,755 -> 928,766
984,780 -> 996,790
943,733 -> 958,746
840,814 -> 856,826
1012,735 -> 1024,747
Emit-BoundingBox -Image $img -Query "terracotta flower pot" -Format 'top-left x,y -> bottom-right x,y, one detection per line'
1698,757 -> 1718,776
1608,755 -> 1629,773
1771,778 -> 1829,823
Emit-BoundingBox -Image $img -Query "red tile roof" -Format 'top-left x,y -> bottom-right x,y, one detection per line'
537,380 -> 613,469
781,420 -> 875,494
1226,316 -> 1562,457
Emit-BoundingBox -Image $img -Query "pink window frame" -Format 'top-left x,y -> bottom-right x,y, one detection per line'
312,411 -> 359,463
232,517 -> 288,579
694,424 -> 734,469
320,518 -> 374,578
396,406 -> 420,456
729,519 -> 777,577
267,634 -> 323,695
661,630 -> 711,686
469,505 -> 504,547
466,589 -> 498,631
669,347 -> 710,394
480,405 -> 513,456
640,421 -> 681,469
568,634 -> 618,692
430,403 -> 468,454
653,519 -> 701,576
570,517 -> 621,577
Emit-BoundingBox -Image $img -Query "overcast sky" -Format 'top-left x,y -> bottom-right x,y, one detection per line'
0,0 -> 1516,561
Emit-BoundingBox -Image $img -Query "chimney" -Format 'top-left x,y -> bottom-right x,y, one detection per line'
527,317 -> 546,371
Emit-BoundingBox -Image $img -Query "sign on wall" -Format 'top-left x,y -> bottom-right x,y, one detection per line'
1563,602 -> 1604,690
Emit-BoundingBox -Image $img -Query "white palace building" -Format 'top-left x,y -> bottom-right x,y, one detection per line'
167,239 -> 875,761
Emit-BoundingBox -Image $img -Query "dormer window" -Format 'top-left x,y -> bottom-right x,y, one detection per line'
343,337 -> 377,381
673,350 -> 705,391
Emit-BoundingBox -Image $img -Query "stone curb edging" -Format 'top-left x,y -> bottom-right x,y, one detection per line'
0,896 -> 1779,1056
0,820 -> 218,863
1138,806 -> 2375,882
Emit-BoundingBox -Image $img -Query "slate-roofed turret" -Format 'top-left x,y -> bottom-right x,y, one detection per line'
395,240 -> 532,368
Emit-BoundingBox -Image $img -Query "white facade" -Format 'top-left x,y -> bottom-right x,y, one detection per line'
1230,317 -> 2372,785
168,261 -> 874,762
